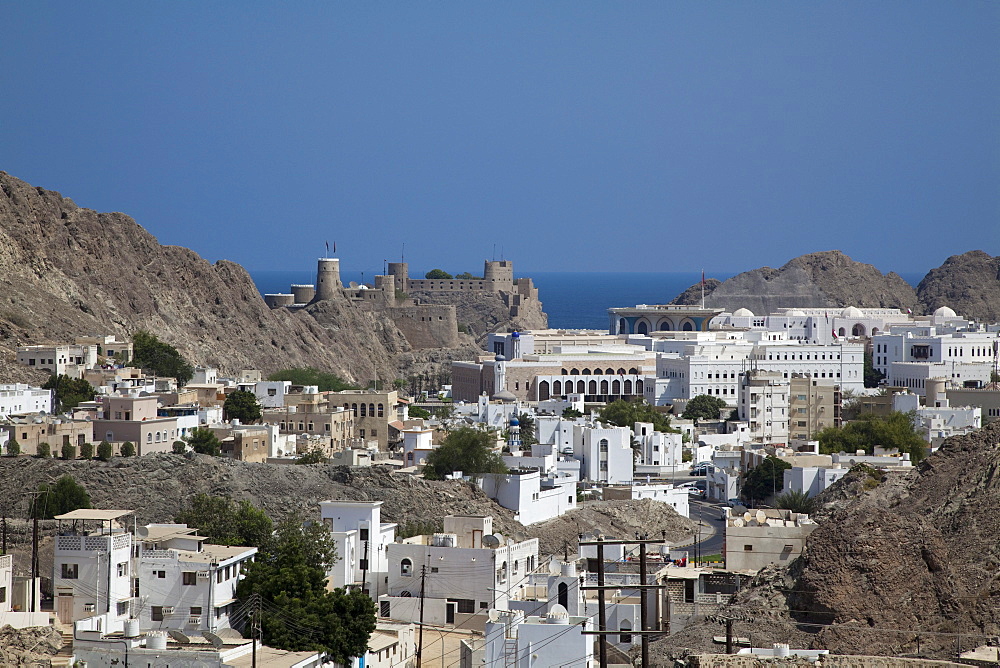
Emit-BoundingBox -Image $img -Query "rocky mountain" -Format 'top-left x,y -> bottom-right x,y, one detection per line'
0,172 -> 483,383
671,251 -> 920,315
917,250 -> 1000,324
648,420 -> 1000,663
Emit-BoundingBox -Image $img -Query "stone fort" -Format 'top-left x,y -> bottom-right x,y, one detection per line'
264,259 -> 541,349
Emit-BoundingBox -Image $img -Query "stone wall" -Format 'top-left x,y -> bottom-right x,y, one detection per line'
387,305 -> 460,349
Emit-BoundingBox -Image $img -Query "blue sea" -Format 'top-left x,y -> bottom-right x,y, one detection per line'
250,270 -> 926,331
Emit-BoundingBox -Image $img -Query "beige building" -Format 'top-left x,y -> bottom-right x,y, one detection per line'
220,425 -> 271,462
788,375 -> 842,440
946,386 -> 1000,424
331,389 -> 403,451
260,406 -> 355,452
724,508 -> 818,572
92,395 -> 179,455
1,416 -> 93,456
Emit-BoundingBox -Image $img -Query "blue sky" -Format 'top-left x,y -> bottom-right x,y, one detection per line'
2,2 -> 997,277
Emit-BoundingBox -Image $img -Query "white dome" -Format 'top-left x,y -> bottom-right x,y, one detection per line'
786,309 -> 807,317
546,604 -> 570,624
733,308 -> 754,317
934,306 -> 957,318
841,306 -> 864,318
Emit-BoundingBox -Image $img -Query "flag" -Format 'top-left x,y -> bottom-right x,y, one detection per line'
325,240 -> 329,255
333,241 -> 337,254
701,270 -> 706,286
906,308 -> 912,315
832,328 -> 838,339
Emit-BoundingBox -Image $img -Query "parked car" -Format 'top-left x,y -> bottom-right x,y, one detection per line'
689,464 -> 709,476
726,498 -> 744,508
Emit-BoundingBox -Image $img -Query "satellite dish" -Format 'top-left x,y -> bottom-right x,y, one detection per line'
216,628 -> 244,640
202,631 -> 225,649
488,609 -> 503,623
733,518 -> 745,528
755,510 -> 767,524
743,512 -> 753,523
748,519 -> 759,527
548,560 -> 561,576
136,527 -> 150,538
482,535 -> 501,548
511,530 -> 528,542
168,630 -> 191,644
349,281 -> 359,288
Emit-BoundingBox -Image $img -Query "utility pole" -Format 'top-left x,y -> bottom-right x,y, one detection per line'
2,509 -> 7,555
32,512 -> 39,612
360,540 -> 370,596
251,593 -> 260,668
725,618 -> 734,654
416,565 -> 427,668
596,536 -> 608,668
639,538 -> 650,668
580,536 -> 669,667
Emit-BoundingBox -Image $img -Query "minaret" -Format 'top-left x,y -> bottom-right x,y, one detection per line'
494,354 -> 507,396
508,415 -> 521,451
510,331 -> 521,361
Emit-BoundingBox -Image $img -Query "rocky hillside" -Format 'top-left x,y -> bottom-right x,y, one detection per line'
407,289 -> 547,342
0,454 -> 694,572
648,420 -> 1000,663
672,251 -> 919,315
0,172 -> 488,383
917,250 -> 1000,323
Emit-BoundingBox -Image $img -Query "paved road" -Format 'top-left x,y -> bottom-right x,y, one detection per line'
675,498 -> 725,559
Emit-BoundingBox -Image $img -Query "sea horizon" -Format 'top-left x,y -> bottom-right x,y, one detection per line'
250,270 -> 927,331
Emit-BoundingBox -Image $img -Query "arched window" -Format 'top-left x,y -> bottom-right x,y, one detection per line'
605,368 -> 615,375
612,379 -> 621,394
498,561 -> 508,583
553,380 -> 562,395
600,380 -> 609,394
369,403 -> 375,417
576,380 -> 585,394
637,321 -> 648,335
599,438 -> 609,452
570,369 -> 580,376
561,369 -> 568,375
624,380 -> 633,394
351,403 -> 358,417
636,380 -> 643,393
558,582 -> 569,608
401,559 -> 413,576
588,380 -> 597,394
852,323 -> 866,337
620,621 -> 632,644
682,320 -> 694,331
539,380 -> 550,400
378,403 -> 384,417
628,368 -> 638,375
582,368 -> 592,375
147,433 -> 152,444
617,368 -> 626,375
618,318 -> 628,334
361,404 -> 367,417
838,327 -> 847,337
343,403 -> 349,411
659,319 -> 673,331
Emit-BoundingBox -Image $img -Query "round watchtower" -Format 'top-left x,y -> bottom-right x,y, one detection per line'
484,260 -> 513,284
291,284 -> 316,304
314,258 -> 342,301
388,262 -> 409,291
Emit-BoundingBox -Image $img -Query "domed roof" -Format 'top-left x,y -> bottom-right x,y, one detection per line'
509,417 -> 520,426
493,390 -> 517,402
841,306 -> 864,318
511,331 -> 520,338
786,309 -> 807,317
545,604 -> 570,624
733,308 -> 754,317
934,306 -> 957,318
494,354 -> 506,362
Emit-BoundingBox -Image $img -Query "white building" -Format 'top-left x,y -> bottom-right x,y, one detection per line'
782,466 -> 846,498
0,553 -> 47,628
16,343 -> 99,378
401,426 -> 437,467
319,500 -> 397,600
478,468 -> 578,525
873,317 -> 1000,387
133,523 -> 257,632
483,605 -> 593,668
380,515 -> 539,626
604,481 -> 690,517
633,421 -> 683,475
738,370 -> 790,443
254,380 -> 292,409
0,383 -> 52,418
53,509 -> 135,626
573,423 -> 634,484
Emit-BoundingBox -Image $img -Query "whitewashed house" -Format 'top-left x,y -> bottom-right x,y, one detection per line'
478,468 -> 578,525
319,500 -> 397,600
573,423 -> 633,484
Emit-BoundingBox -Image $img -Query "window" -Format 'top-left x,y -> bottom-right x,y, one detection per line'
0,587 -> 6,603
61,563 -> 79,579
155,570 -> 166,579
401,559 -> 413,576
152,606 -> 164,622
456,599 -> 475,614
371,428 -> 378,437
360,559 -> 369,571
117,562 -> 128,577
380,601 -> 391,617
117,600 -> 130,616
267,388 -> 277,397
430,567 -> 439,573
360,528 -> 369,541
743,545 -> 753,551
182,572 -> 197,585
216,570 -> 223,583
190,606 -> 202,616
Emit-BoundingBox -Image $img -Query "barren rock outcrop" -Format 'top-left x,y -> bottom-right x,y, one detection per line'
917,250 -> 1000,323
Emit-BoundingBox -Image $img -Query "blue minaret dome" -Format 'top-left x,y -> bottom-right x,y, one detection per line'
495,354 -> 506,362
509,417 -> 519,426
511,331 -> 520,338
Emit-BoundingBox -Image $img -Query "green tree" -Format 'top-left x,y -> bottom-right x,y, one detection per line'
61,444 -> 77,460
562,407 -> 584,419
223,390 -> 262,424
295,449 -> 327,465
36,442 -> 51,458
130,331 -> 194,384
172,440 -> 187,454
235,517 -> 375,663
775,489 -> 817,515
408,406 -> 431,420
599,399 -> 675,433
43,374 -> 97,412
423,427 -> 508,480
187,427 -> 222,457
175,494 -> 273,547
742,456 -> 791,503
120,441 -> 136,457
816,411 -> 927,462
682,394 -> 728,422
266,368 -> 356,392
5,438 -> 21,457
424,269 -> 453,279
29,475 -> 92,519
863,350 -> 885,388
455,272 -> 483,280
515,413 -> 537,448
79,442 -> 94,459
96,440 -> 113,461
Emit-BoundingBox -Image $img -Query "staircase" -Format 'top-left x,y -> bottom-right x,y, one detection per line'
49,628 -> 74,667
